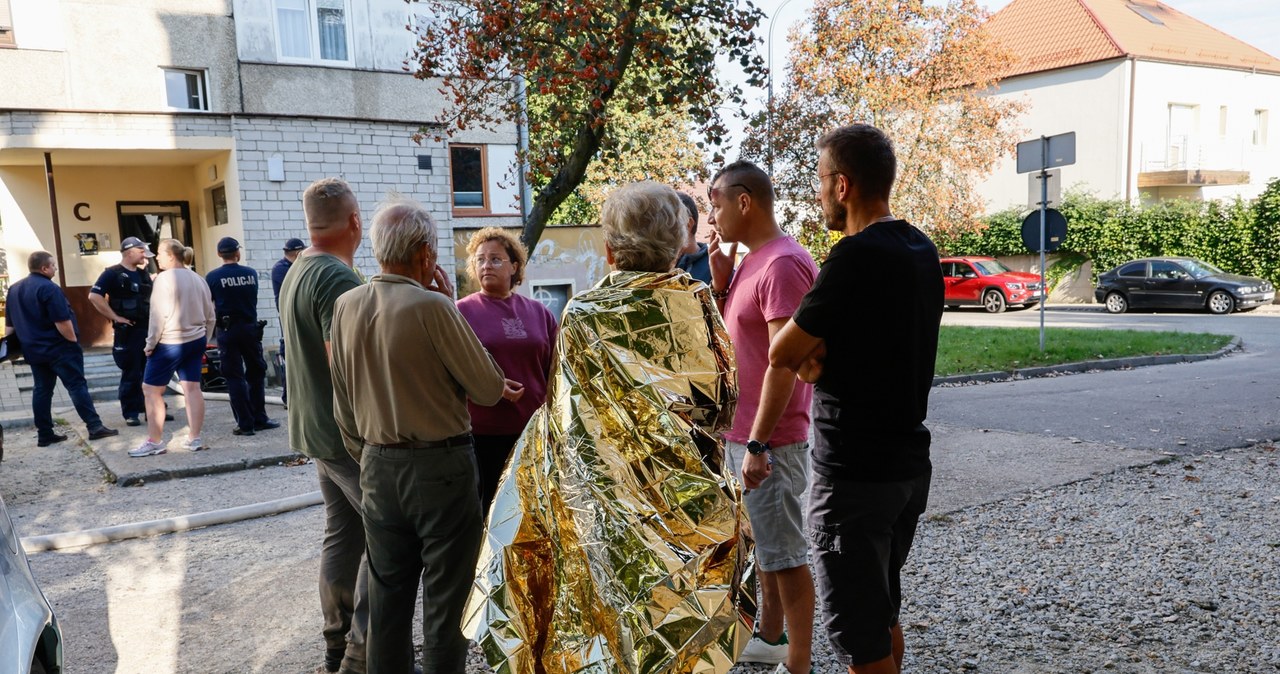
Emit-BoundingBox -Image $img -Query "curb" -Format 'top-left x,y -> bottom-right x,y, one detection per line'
109,452 -> 304,487
933,336 -> 1243,386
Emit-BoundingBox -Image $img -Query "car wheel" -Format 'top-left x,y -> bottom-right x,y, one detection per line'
1104,292 -> 1128,314
982,289 -> 1007,313
1207,290 -> 1234,315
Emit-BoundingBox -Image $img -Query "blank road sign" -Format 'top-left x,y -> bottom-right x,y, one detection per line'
1016,132 -> 1077,174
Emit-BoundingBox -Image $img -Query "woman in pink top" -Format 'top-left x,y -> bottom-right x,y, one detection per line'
132,238 -> 216,458
456,227 -> 558,516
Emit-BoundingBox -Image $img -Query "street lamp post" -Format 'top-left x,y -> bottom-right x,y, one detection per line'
766,0 -> 800,175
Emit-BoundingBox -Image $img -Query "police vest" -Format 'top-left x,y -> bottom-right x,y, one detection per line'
107,265 -> 154,322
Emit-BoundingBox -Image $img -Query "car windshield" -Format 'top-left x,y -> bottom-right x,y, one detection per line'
1178,259 -> 1224,279
973,259 -> 1012,275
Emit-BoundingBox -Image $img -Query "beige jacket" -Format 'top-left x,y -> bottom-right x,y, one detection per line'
329,274 -> 505,457
146,267 -> 215,350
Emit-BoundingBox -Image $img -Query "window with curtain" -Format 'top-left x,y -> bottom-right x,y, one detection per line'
275,0 -> 350,63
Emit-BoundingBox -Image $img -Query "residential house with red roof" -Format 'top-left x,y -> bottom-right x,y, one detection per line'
978,0 -> 1280,212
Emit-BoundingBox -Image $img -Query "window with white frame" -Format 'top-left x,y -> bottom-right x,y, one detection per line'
0,0 -> 15,48
1255,109 -> 1269,146
164,69 -> 208,111
275,0 -> 351,64
450,145 -> 488,211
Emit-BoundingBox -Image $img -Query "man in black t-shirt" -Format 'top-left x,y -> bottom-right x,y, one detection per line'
89,237 -> 156,426
749,124 -> 943,674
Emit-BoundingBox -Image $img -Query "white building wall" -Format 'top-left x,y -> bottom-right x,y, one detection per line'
1129,60 -> 1280,201
978,60 -> 1130,213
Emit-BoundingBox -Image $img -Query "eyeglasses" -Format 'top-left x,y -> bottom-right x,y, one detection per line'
708,183 -> 753,201
811,172 -> 844,192
474,256 -> 510,268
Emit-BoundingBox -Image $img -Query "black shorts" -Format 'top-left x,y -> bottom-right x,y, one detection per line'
807,469 -> 931,665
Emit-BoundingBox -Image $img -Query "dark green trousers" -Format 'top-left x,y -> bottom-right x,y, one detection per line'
360,443 -> 483,674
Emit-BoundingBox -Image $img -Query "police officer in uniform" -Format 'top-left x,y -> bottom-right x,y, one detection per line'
270,238 -> 305,406
206,237 -> 280,436
89,236 -> 159,426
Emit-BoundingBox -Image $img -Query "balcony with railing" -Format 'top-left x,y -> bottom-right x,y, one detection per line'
1137,136 -> 1251,188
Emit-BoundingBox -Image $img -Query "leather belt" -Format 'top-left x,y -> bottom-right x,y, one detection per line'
363,433 -> 473,451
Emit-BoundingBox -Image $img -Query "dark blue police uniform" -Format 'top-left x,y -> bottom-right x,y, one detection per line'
206,261 -> 271,432
6,273 -> 109,443
90,264 -> 153,419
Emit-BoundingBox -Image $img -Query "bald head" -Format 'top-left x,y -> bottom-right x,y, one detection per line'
302,178 -> 361,256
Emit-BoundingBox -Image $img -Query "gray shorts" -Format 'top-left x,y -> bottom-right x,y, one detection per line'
725,440 -> 809,572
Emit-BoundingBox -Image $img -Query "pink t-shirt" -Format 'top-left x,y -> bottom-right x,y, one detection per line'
723,236 -> 818,445
457,291 -> 559,436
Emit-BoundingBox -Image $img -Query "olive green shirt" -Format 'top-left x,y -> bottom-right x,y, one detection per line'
279,253 -> 362,460
330,274 -> 506,457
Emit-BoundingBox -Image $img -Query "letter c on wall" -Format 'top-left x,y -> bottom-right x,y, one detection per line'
74,203 -> 91,221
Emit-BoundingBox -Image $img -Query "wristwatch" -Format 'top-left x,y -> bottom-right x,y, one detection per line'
746,439 -> 771,456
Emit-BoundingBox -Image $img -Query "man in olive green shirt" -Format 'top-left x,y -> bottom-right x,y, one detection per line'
330,196 -> 508,674
279,178 -> 368,674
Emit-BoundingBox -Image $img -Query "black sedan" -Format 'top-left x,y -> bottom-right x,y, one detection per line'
1094,257 -> 1275,314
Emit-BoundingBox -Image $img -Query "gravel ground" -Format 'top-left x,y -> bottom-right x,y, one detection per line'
899,443 -> 1280,674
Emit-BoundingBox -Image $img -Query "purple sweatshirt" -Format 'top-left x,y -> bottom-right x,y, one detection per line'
457,291 -> 559,435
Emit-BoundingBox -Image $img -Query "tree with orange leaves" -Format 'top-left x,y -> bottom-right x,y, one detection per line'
745,0 -> 1022,258
409,0 -> 767,248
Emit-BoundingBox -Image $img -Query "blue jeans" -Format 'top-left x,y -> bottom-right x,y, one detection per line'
30,346 -> 104,440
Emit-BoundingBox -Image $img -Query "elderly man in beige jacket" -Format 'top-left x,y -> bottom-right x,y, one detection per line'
329,195 -> 512,674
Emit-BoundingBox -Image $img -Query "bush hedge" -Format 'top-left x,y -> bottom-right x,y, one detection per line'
933,178 -> 1280,287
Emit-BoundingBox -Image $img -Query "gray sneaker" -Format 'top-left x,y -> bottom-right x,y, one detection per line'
739,632 -> 788,664
128,439 -> 167,458
185,437 -> 207,452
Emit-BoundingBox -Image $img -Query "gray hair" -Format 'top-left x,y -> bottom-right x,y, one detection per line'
370,195 -> 437,266
600,181 -> 686,273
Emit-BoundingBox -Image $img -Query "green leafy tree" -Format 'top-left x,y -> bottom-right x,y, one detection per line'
408,0 -> 766,248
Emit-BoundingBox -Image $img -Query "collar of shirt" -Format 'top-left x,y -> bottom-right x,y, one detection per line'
370,273 -> 424,289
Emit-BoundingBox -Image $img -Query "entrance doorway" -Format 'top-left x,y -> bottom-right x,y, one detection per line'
116,201 -> 193,272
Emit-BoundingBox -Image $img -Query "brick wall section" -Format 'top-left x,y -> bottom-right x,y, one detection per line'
232,116 -> 478,347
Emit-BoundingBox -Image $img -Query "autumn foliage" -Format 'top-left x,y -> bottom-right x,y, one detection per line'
408,0 -> 767,248
745,0 -> 1022,258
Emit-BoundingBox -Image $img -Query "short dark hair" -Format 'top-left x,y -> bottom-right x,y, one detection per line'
710,160 -> 774,208
816,125 -> 897,202
28,251 -> 55,273
675,192 -> 698,231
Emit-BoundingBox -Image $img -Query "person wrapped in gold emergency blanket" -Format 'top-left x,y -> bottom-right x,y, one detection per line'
465,181 -> 750,674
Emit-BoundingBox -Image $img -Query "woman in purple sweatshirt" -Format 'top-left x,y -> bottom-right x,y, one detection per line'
457,227 -> 558,516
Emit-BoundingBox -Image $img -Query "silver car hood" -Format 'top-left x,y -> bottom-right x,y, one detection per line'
1,496 -> 55,673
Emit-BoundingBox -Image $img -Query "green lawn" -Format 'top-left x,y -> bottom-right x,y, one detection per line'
936,326 -> 1233,376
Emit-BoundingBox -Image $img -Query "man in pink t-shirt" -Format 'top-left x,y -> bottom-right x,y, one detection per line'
708,160 -> 818,674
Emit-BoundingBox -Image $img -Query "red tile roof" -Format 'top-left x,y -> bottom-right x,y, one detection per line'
985,0 -> 1280,78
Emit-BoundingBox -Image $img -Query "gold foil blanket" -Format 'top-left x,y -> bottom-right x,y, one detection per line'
464,270 -> 749,674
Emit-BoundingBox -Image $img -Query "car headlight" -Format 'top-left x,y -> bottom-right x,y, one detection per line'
1236,286 -> 1256,294
1005,282 -> 1023,290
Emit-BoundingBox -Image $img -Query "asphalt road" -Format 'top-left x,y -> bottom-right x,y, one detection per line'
933,306 -> 1280,454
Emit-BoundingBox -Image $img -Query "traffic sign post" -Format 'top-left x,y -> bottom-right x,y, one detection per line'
1016,132 -> 1076,352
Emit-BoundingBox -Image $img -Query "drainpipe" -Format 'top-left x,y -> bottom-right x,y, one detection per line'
1125,57 -> 1137,203
42,152 -> 67,287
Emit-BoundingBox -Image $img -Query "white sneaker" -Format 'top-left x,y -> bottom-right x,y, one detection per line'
739,632 -> 788,664
185,437 -> 207,452
772,664 -> 813,674
129,439 -> 167,458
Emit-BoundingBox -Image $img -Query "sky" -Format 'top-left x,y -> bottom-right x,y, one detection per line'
720,0 -> 1280,152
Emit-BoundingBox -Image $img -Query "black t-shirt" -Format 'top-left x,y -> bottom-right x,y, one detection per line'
793,220 -> 944,482
90,264 -> 153,322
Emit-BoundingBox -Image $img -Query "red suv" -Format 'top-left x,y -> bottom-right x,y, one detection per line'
940,256 -> 1043,313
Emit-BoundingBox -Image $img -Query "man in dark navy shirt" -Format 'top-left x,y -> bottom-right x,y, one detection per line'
5,251 -> 118,446
750,125 -> 943,674
88,237 -> 156,426
206,237 -> 279,436
270,238 -> 305,406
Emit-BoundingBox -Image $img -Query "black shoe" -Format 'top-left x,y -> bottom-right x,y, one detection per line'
88,427 -> 119,440
253,419 -> 281,431
233,427 -> 255,436
37,433 -> 68,447
125,417 -> 142,427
